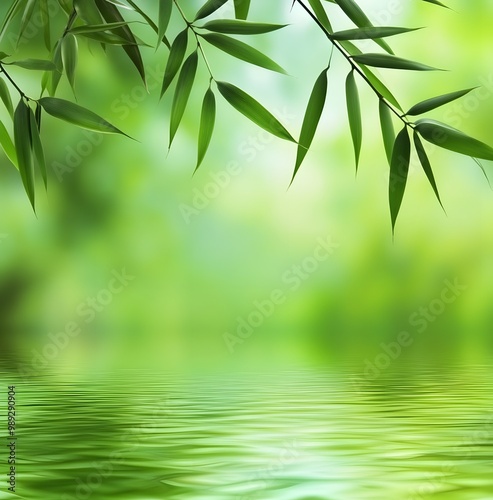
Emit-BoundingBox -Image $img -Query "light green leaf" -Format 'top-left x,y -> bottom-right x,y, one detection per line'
352,53 -> 439,71
346,70 -> 362,170
9,59 -> 56,71
62,34 -> 78,94
415,119 -> 493,160
125,0 -> 170,48
69,22 -> 136,35
161,29 -> 188,97
40,0 -> 51,50
39,97 -> 129,136
18,0 -> 36,47
0,79 -> 14,118
389,126 -> 410,232
14,99 -> 35,210
217,81 -> 295,142
331,26 -> 419,40
48,40 -> 63,96
158,0 -> 172,47
28,107 -> 47,189
201,33 -> 286,74
0,0 -> 26,42
413,131 -> 443,209
293,67 -> 328,182
74,0 -> 103,25
379,99 -> 394,165
0,119 -> 17,168
406,88 -> 476,116
194,0 -> 229,21
201,20 -> 287,35
196,87 -> 216,172
169,51 -> 198,147
233,0 -> 250,20
307,0 -> 333,33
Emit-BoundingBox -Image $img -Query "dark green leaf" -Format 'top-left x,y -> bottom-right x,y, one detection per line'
406,88 -> 476,116
161,29 -> 188,97
158,0 -> 172,47
389,126 -> 411,232
423,0 -> 449,8
39,97 -> 129,136
415,119 -> 493,161
70,22 -> 136,34
346,70 -> 362,170
293,67 -> 328,181
48,40 -> 63,96
0,79 -> 14,118
9,59 -> 56,70
196,87 -> 216,172
28,107 -> 47,189
352,53 -> 439,71
0,0 -> 26,41
61,34 -> 78,94
331,26 -> 419,40
40,0 -> 51,50
18,0 -> 36,47
169,51 -> 198,147
413,131 -> 443,209
307,0 -> 333,33
217,81 -> 295,142
194,0 -> 229,21
201,33 -> 286,74
14,100 -> 35,210
201,20 -> 287,35
74,0 -> 103,25
0,119 -> 17,168
379,99 -> 395,166
233,0 -> 250,20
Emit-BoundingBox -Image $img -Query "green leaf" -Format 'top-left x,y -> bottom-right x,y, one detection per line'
406,88 -> 476,116
307,0 -> 333,34
423,0 -> 450,8
379,99 -> 395,165
39,97 -> 129,136
217,81 -> 295,142
14,100 -> 35,210
331,26 -> 420,40
18,0 -> 36,47
196,87 -> 216,172
333,0 -> 393,53
201,33 -> 286,74
201,20 -> 287,35
0,0 -> 26,42
194,0 -> 229,21
75,31 -> 137,45
69,22 -> 136,35
169,51 -> 198,147
413,131 -> 443,209
125,0 -> 170,48
0,119 -> 18,168
158,0 -> 172,47
95,0 -> 147,85
389,126 -> 411,232
346,70 -> 362,170
352,53 -> 439,71
233,0 -> 250,20
28,107 -> 47,189
161,29 -> 188,97
9,59 -> 56,71
74,0 -> 103,25
415,119 -> 493,161
61,34 -> 78,94
0,79 -> 14,118
40,0 -> 51,50
293,67 -> 328,181
48,40 -> 63,96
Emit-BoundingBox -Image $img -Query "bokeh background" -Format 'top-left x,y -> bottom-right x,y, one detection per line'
1,0 -> 493,377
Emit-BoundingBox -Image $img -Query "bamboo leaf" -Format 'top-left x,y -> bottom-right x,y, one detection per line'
423,0 -> 450,8
48,40 -> 63,96
346,70 -> 362,170
40,0 -> 51,50
331,26 -> 420,41
307,0 -> 333,34
74,0 -> 103,25
0,119 -> 18,168
69,22 -> 137,34
233,0 -> 250,20
379,99 -> 394,165
39,97 -> 129,136
201,20 -> 287,35
389,126 -> 411,232
196,87 -> 216,172
0,0 -> 26,42
217,81 -> 295,142
194,0 -> 229,21
161,29 -> 188,97
201,33 -> 286,74
415,119 -> 493,161
61,34 -> 78,95
158,0 -> 172,47
18,0 -> 36,47
0,79 -> 14,118
413,131 -> 443,209
293,67 -> 328,181
9,59 -> 56,71
352,53 -> 439,71
169,51 -> 198,147
406,88 -> 476,116
14,100 -> 35,210
28,107 -> 47,190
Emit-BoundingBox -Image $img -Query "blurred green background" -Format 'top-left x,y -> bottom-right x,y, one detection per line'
1,0 -> 493,377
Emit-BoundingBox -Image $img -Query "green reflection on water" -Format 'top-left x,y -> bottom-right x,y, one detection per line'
1,365 -> 492,499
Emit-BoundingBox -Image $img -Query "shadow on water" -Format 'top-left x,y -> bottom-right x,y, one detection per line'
0,363 -> 492,499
